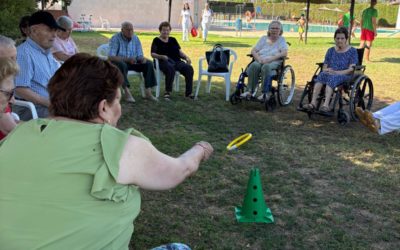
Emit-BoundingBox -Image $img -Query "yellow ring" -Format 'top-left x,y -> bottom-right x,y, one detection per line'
227,133 -> 252,151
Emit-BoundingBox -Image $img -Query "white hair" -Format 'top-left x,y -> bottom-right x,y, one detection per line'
121,21 -> 133,29
0,35 -> 16,49
57,16 -> 73,30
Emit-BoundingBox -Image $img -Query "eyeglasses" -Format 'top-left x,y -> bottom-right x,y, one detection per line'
0,88 -> 15,101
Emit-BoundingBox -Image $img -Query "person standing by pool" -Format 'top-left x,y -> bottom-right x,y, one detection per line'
342,9 -> 359,38
297,14 -> 306,42
200,2 -> 213,42
359,0 -> 378,62
179,2 -> 193,42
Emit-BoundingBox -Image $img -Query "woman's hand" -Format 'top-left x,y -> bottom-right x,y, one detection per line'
324,67 -> 336,74
185,57 -> 191,65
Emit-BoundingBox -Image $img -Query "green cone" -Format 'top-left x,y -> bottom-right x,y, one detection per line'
235,168 -> 274,223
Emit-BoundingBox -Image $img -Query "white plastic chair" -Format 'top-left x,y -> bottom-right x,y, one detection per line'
96,44 -> 146,97
13,100 -> 38,119
99,16 -> 110,30
195,48 -> 237,101
154,58 -> 182,98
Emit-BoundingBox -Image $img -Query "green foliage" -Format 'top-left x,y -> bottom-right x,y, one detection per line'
253,2 -> 398,27
0,0 -> 36,39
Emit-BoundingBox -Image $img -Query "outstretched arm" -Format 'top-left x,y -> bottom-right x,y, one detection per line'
117,136 -> 213,190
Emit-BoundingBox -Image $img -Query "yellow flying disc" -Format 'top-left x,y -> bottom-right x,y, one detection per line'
227,133 -> 252,151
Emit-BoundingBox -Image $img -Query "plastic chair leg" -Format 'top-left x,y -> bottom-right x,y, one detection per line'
206,76 -> 212,93
195,75 -> 202,99
225,75 -> 231,101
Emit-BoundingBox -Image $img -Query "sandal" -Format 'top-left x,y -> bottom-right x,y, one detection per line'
185,94 -> 195,99
319,105 -> 330,113
164,92 -> 171,101
303,103 -> 315,111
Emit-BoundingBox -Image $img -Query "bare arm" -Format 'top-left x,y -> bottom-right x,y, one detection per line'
53,52 -> 71,62
108,55 -> 135,64
179,49 -> 191,64
15,87 -> 50,107
0,113 -> 17,135
372,17 -> 377,36
151,52 -> 168,61
117,136 -> 213,190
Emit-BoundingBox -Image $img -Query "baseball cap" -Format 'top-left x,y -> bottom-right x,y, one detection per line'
29,11 -> 66,31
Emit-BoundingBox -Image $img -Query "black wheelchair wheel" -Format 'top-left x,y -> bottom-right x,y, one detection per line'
337,110 -> 350,125
349,75 -> 373,120
278,65 -> 296,106
230,92 -> 242,105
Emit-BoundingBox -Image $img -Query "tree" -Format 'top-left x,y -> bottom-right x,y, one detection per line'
0,0 -> 36,39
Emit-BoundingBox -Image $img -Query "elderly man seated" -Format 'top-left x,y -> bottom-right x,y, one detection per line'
109,21 -> 157,102
14,11 -> 64,120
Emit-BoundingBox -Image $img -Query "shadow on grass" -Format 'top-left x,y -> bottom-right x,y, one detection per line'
376,57 -> 400,64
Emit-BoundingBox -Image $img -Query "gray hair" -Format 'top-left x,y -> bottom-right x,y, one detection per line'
121,21 -> 133,29
57,16 -> 73,30
0,35 -> 16,49
267,20 -> 283,36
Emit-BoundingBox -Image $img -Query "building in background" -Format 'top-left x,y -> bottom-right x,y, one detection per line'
48,0 -> 207,29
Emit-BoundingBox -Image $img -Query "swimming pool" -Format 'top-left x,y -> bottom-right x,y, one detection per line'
213,20 -> 394,34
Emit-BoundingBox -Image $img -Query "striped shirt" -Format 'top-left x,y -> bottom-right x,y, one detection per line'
15,38 -> 60,99
108,32 -> 143,60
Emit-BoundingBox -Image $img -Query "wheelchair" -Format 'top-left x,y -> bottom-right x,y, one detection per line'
229,54 -> 296,112
297,48 -> 373,125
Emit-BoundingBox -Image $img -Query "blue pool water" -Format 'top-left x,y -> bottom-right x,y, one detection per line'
215,20 -> 394,34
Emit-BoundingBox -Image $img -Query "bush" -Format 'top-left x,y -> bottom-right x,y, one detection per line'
0,0 -> 36,39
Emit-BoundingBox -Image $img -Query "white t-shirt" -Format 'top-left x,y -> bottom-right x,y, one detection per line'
181,9 -> 191,27
202,9 -> 213,24
253,36 -> 288,61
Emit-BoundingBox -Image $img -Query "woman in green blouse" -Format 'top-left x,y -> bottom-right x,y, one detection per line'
0,53 -> 213,250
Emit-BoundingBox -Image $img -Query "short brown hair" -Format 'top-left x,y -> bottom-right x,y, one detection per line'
159,21 -> 171,32
0,58 -> 19,83
48,53 -> 123,121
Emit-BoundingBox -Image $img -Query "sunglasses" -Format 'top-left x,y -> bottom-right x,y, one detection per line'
0,88 -> 15,102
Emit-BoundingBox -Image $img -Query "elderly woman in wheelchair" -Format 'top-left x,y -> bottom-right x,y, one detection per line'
230,20 -> 295,111
303,27 -> 358,113
241,20 -> 288,101
298,27 -> 374,125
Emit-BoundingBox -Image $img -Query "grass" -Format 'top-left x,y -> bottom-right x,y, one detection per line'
73,31 -> 400,249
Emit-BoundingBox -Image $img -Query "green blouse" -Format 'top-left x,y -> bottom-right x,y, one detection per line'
0,119 -> 144,250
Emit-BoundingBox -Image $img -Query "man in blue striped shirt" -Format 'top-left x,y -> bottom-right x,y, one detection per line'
109,22 -> 157,102
14,11 -> 64,120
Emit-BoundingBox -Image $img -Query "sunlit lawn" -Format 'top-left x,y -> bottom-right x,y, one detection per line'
74,31 -> 400,249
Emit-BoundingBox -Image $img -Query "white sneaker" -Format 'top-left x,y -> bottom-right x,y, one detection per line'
240,91 -> 251,98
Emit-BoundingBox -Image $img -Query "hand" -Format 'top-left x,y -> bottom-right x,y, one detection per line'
126,57 -> 136,64
163,55 -> 168,61
374,31 -> 377,37
324,68 -> 335,74
195,141 -> 213,161
186,57 -> 191,65
139,57 -> 147,64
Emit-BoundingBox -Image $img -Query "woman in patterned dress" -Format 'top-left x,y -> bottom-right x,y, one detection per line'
304,27 -> 358,112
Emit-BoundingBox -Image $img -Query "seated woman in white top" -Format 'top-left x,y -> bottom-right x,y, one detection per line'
52,16 -> 78,62
242,20 -> 288,101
